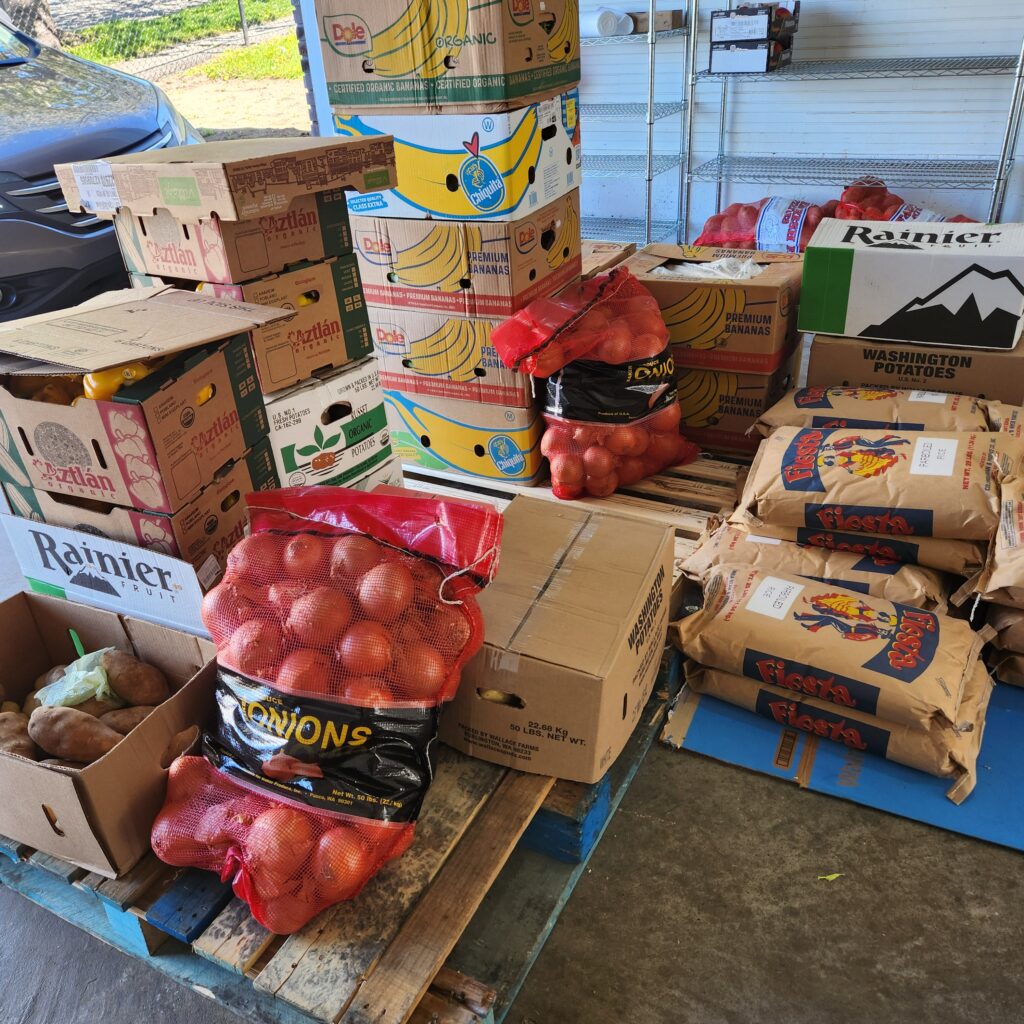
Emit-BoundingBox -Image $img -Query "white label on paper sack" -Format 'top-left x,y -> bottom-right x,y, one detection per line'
746,575 -> 804,619
745,534 -> 783,545
908,390 -> 949,404
910,436 -> 958,476
72,161 -> 120,212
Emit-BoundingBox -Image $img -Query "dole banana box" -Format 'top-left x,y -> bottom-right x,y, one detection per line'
335,90 -> 580,221
266,358 -> 392,487
2,439 -> 278,576
56,137 -> 397,285
625,245 -> 803,373
352,189 -> 581,318
384,389 -> 543,482
0,289 -> 284,515
313,0 -> 580,113
368,306 -> 533,407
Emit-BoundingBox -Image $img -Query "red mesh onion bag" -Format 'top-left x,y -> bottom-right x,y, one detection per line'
152,487 -> 503,934
694,197 -> 839,252
835,178 -> 975,223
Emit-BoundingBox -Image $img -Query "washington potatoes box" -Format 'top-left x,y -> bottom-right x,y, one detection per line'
0,288 -> 284,513
0,592 -> 214,876
799,219 -> 1024,351
368,306 -> 533,407
440,496 -> 673,782
626,245 -> 802,372
335,90 -> 580,221
312,0 -> 580,113
56,137 -> 396,284
352,190 -> 582,318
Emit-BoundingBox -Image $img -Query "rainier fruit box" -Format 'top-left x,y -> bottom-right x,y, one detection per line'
352,190 -> 582,318
266,358 -> 391,487
626,245 -> 802,372
384,389 -> 543,482
0,289 -> 284,514
440,496 -> 674,782
368,306 -> 533,407
335,90 -> 580,221
3,439 -> 278,570
0,591 -> 215,876
56,137 -> 397,285
312,0 -> 580,113
799,219 -> 1024,351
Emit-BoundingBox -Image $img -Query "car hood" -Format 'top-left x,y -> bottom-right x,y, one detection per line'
0,43 -> 160,179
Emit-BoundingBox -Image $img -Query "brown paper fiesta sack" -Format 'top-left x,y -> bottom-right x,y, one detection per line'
958,474 -> 1024,609
989,651 -> 1024,687
738,427 -> 1024,540
982,401 -> 1024,434
683,523 -> 950,611
985,604 -> 1024,651
724,519 -> 986,577
685,660 -> 992,804
754,386 -> 987,438
674,566 -> 987,731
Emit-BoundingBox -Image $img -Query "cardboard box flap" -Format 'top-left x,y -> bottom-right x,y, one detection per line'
630,244 -> 802,278
57,136 -> 397,219
0,287 -> 292,373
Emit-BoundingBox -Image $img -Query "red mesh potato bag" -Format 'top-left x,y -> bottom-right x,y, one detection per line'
835,178 -> 975,223
694,196 -> 840,253
152,487 -> 503,934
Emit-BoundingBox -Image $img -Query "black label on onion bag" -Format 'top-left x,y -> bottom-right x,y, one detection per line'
208,666 -> 439,823
545,349 -> 677,424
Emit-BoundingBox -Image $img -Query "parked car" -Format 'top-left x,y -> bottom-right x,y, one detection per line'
0,13 -> 200,321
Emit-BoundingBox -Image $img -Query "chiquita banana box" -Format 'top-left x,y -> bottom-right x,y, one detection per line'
336,90 -> 580,221
384,389 -> 544,482
368,306 -> 533,407
352,190 -> 582,318
313,0 -> 580,113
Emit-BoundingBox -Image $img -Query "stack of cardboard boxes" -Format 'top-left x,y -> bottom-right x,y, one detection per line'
310,0 -> 583,485
624,245 -> 803,454
708,1 -> 800,74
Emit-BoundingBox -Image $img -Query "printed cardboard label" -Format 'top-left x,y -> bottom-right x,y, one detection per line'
71,161 -> 120,214
908,390 -> 949,403
745,575 -> 804,619
910,437 -> 958,476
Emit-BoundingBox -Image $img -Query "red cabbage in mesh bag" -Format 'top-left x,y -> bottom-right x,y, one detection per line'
152,486 -> 503,934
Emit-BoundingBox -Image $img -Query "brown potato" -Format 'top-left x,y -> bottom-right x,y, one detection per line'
28,707 -> 122,763
99,706 -> 155,735
1,701 -> 19,714
73,696 -> 123,718
22,692 -> 42,716
101,651 -> 170,706
33,665 -> 67,690
0,712 -> 37,759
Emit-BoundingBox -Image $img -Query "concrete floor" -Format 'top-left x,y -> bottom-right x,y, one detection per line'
1,743 -> 1022,1024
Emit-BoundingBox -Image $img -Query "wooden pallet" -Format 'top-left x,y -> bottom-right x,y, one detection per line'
0,652 -> 679,1024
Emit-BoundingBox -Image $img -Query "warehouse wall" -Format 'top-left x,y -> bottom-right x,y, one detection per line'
580,0 -> 1024,239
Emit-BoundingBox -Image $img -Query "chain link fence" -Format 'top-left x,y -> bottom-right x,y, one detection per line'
4,0 -> 295,79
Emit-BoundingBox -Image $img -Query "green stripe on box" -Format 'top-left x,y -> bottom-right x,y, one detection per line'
798,246 -> 854,335
316,191 -> 353,258
321,445 -> 391,486
28,578 -> 66,599
331,256 -> 373,361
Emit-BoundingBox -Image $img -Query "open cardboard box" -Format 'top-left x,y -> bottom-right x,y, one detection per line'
0,288 -> 287,513
440,496 -> 674,782
0,592 -> 215,876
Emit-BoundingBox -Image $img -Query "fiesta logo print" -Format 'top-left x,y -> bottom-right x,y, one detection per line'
324,14 -> 372,55
781,429 -> 911,492
803,503 -> 934,536
460,133 -> 506,213
793,528 -> 912,575
793,386 -> 898,410
754,690 -> 891,756
743,648 -> 880,715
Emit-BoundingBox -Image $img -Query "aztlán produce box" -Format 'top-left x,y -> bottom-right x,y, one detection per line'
626,245 -> 802,372
440,496 -> 674,782
352,190 -> 582,317
56,137 -> 397,284
334,89 -> 580,221
3,438 -> 278,568
368,306 -> 533,407
806,334 -> 1024,403
0,289 -> 285,513
385,389 -> 544,482
799,219 -> 1024,350
312,0 -> 580,113
266,358 -> 392,487
0,592 -> 215,876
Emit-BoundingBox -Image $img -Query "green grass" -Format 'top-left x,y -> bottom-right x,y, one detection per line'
186,32 -> 301,80
68,0 -> 292,63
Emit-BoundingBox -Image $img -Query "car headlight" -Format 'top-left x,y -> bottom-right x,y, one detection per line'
152,85 -> 202,146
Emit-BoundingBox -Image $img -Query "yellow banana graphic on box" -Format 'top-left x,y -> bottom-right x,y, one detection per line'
545,199 -> 579,270
546,2 -> 579,63
365,0 -> 469,79
384,224 -> 483,291
385,391 -> 541,480
403,319 -> 490,381
661,287 -> 746,350
677,370 -> 738,428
